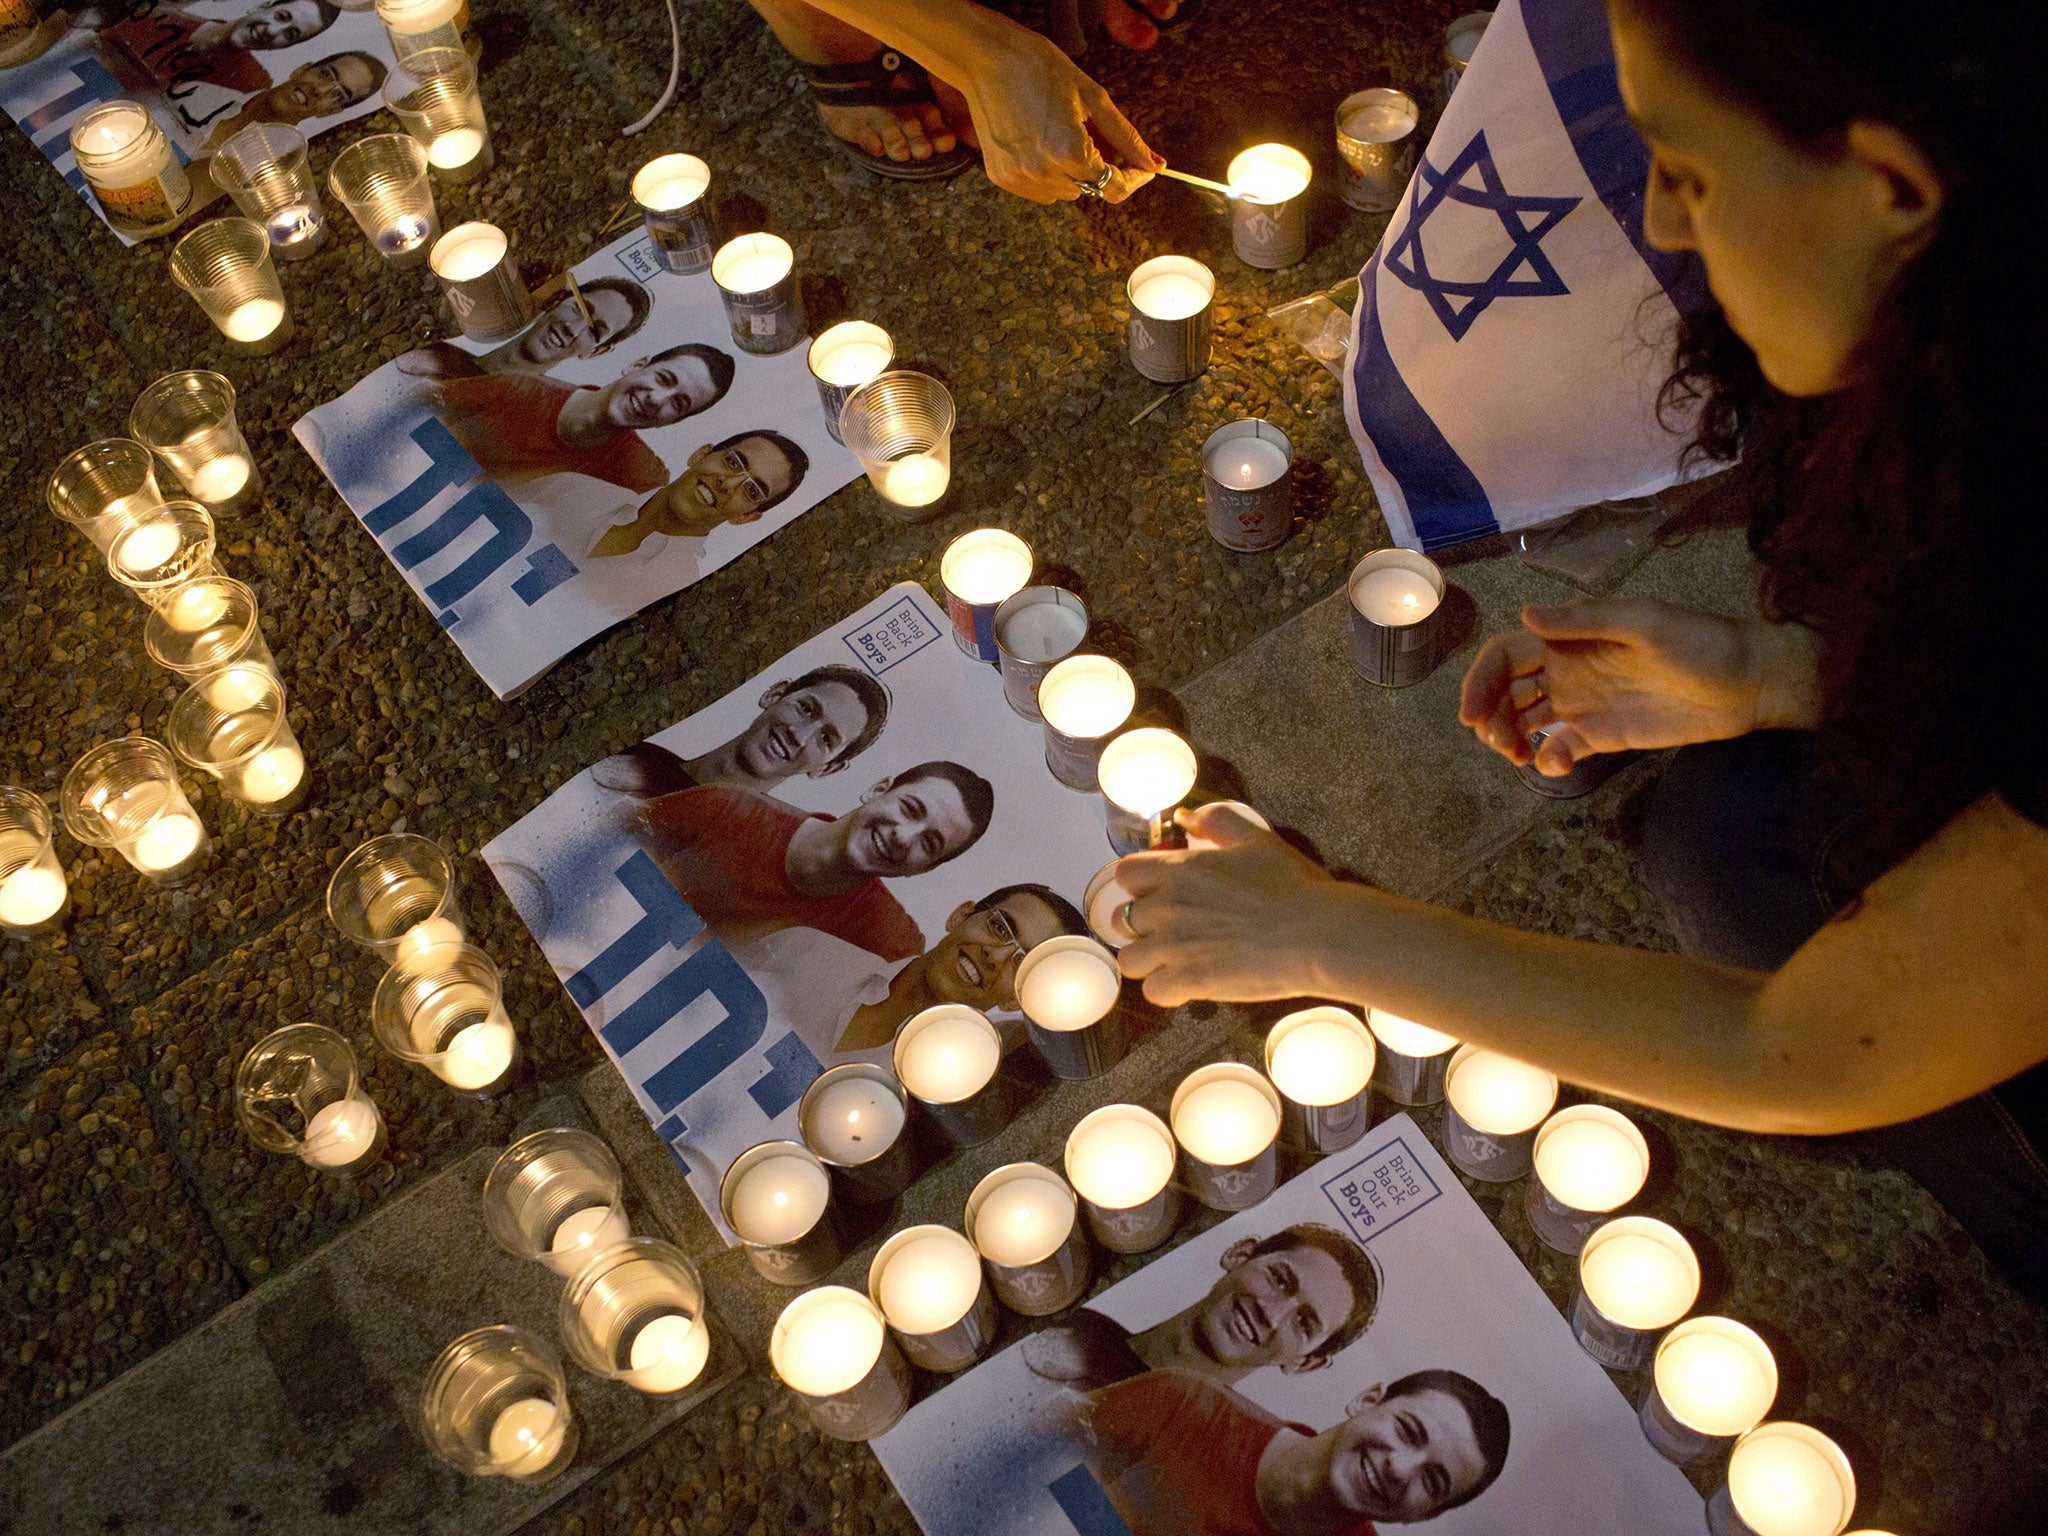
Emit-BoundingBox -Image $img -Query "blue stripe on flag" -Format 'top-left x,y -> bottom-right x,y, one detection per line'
1352,248 -> 1498,550
1048,1465 -> 1134,1536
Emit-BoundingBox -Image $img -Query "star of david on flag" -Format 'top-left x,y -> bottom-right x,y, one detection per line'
1343,0 -> 1716,551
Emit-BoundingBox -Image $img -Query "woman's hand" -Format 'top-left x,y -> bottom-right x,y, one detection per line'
1115,804 -> 1359,1006
1458,598 -> 1820,776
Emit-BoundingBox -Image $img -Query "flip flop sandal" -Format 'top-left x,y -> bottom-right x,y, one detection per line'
800,50 -> 978,182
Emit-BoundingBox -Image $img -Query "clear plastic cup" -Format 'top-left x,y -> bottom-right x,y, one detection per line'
328,133 -> 440,264
166,663 -> 307,813
839,372 -> 955,522
234,1023 -> 385,1175
105,500 -> 216,609
385,46 -> 491,184
168,218 -> 292,354
212,122 -> 327,259
46,438 -> 164,552
129,370 -> 261,513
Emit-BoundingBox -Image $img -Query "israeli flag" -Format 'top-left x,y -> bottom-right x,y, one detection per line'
1345,0 -> 1711,551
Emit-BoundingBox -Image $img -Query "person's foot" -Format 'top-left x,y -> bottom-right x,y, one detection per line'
1103,0 -> 1179,51
815,87 -> 957,165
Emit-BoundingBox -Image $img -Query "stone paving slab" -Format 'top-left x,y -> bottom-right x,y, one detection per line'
0,1147 -> 741,1536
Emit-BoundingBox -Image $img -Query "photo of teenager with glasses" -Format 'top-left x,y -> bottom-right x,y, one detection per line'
590,429 -> 810,556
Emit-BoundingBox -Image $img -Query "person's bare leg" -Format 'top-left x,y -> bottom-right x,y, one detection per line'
745,0 -> 956,162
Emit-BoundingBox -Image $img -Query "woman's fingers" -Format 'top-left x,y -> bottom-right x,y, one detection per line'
1522,597 -> 1657,645
1078,77 -> 1162,173
1530,721 -> 1592,776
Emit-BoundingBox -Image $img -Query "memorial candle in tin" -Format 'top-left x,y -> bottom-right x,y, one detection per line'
1015,934 -> 1126,1079
1441,1044 -> 1556,1181
993,585 -> 1088,721
1365,1006 -> 1458,1105
1335,88 -> 1419,212
771,1287 -> 912,1441
1171,1062 -> 1281,1211
720,1140 -> 839,1285
1039,654 -> 1135,792
1227,143 -> 1311,269
1709,1422 -> 1856,1536
1642,1317 -> 1777,1465
1096,726 -> 1197,854
939,528 -> 1032,663
1572,1215 -> 1700,1371
1527,1104 -> 1649,1253
1126,254 -> 1214,383
1203,419 -> 1294,552
799,1062 -> 912,1203
966,1162 -> 1092,1316
869,1225 -> 996,1373
1347,550 -> 1446,687
711,233 -> 805,356
1265,1006 -> 1375,1153
807,320 -> 892,442
1065,1103 -> 1181,1254
893,1005 -> 1008,1147
632,152 -> 719,275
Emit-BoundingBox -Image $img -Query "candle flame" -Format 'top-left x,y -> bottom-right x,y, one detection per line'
773,1190 -> 788,1207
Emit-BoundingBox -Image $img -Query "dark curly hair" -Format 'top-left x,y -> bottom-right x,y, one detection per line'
1627,0 -> 2036,886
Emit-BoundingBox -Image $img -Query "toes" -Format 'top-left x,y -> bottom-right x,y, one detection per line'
878,120 -> 911,161
1103,0 -> 1159,49
858,127 -> 886,158
915,101 -> 956,153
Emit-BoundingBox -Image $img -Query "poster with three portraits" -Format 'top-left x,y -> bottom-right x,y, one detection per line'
293,224 -> 860,696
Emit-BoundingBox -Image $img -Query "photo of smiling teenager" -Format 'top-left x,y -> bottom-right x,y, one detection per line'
589,431 -> 810,556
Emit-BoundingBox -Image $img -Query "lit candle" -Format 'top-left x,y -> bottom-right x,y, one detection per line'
238,744 -> 305,805
1367,1007 -> 1458,1059
439,1016 -> 516,1091
894,1007 -> 1001,1105
714,233 -> 794,292
1066,1106 -> 1176,1212
1227,142 -> 1312,203
1096,727 -> 1197,820
0,863 -> 66,929
1575,1216 -> 1700,1373
1342,98 -> 1417,143
803,1073 -> 906,1165
1266,1007 -> 1375,1107
487,1397 -> 565,1477
381,213 -> 434,257
941,528 -> 1032,607
1173,1071 -> 1280,1167
728,1149 -> 831,1247
626,1311 -> 709,1393
428,127 -> 485,172
1652,1317 -> 1778,1442
632,154 -> 709,212
70,102 -> 188,227
299,1096 -> 380,1170
221,298 -> 285,345
1719,1423 -> 1856,1536
1444,1046 -> 1557,1135
167,580 -> 231,633
1083,860 -> 1137,946
1039,655 -> 1136,741
395,916 -> 464,973
431,221 -> 505,280
207,666 -> 271,712
809,322 -> 892,387
971,1168 -> 1074,1268
1351,565 -> 1442,625
873,1226 -> 983,1336
113,518 -> 181,576
879,452 -> 949,508
131,810 -> 202,873
1533,1106 -> 1649,1214
1131,269 -> 1212,321
772,1287 -> 888,1398
1016,945 -> 1119,1031
1206,435 -> 1290,491
996,592 -> 1087,664
549,1204 -> 630,1260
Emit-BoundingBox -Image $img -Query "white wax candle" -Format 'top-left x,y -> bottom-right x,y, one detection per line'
712,234 -> 794,293
1366,1008 -> 1457,1058
550,1204 -> 629,1258
1039,656 -> 1135,739
627,1311 -> 709,1392
1207,435 -> 1289,490
379,0 -> 463,33
1067,1110 -> 1175,1210
1448,25 -> 1483,62
997,599 -> 1086,663
1725,1425 -> 1855,1536
1444,1047 -> 1557,1135
0,863 -> 66,928
1084,866 -> 1136,947
1351,565 -> 1441,625
1132,272 -> 1211,321
238,744 -> 304,805
895,1010 -> 1000,1104
941,529 -> 1033,606
222,299 -> 284,344
973,1174 -> 1073,1267
114,519 -> 181,575
810,322 -> 893,387
1227,143 -> 1311,202
428,128 -> 484,171
1268,1011 -> 1375,1106
1096,728 -> 1197,817
167,582 -> 230,633
431,223 -> 505,281
805,1075 -> 905,1164
1341,101 -> 1417,142
438,1017 -> 515,1090
1017,948 -> 1119,1031
875,1230 -> 982,1335
487,1397 -> 565,1475
130,810 -> 201,872
730,1153 -> 830,1245
773,1290 -> 886,1398
1534,1106 -> 1648,1213
300,1096 -> 378,1169
1174,1078 -> 1279,1166
632,154 -> 710,211
1654,1318 -> 1777,1439
207,666 -> 270,712
878,453 -> 949,507
188,454 -> 251,506
1580,1220 -> 1699,1331
395,916 -> 464,972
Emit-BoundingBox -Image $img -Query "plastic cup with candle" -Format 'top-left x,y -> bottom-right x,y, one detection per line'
422,1327 -> 578,1482
169,218 -> 292,355
325,832 -> 462,962
68,101 -> 190,233
46,439 -> 165,552
1265,1006 -> 1376,1153
1366,1007 -> 1459,1105
1335,87 -> 1419,212
61,736 -> 209,885
1573,1216 -> 1702,1370
213,122 -> 326,259
799,1063 -> 912,1204
1126,254 -> 1215,382
839,372 -> 956,521
1441,1044 -> 1558,1180
430,221 -> 533,341
559,1237 -> 714,1396
1347,549 -> 1448,687
770,1286 -> 912,1441
1202,419 -> 1295,551
371,942 -> 518,1093
1066,1104 -> 1182,1253
868,1225 -> 997,1372
1709,1422 -> 1857,1536
940,528 -> 1034,662
1015,934 -> 1127,1079
993,585 -> 1089,721
965,1163 -> 1093,1315
633,152 -> 719,274
1096,726 -> 1198,854
105,501 -> 216,610
1527,1105 -> 1651,1253
1171,1062 -> 1283,1211
328,133 -> 440,263
1227,143 -> 1312,268
892,1005 -> 1008,1147
166,664 -> 307,814
234,1023 -> 386,1176
808,320 -> 893,442
385,46 -> 492,183
145,576 -> 277,691
482,1128 -> 630,1277
1641,1317 -> 1778,1464
710,232 -> 805,355
0,787 -> 69,937
720,1140 -> 840,1284
1039,654 -> 1136,791
129,370 -> 263,516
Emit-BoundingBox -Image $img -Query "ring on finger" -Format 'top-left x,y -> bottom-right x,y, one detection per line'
1073,165 -> 1114,199
1119,899 -> 1139,936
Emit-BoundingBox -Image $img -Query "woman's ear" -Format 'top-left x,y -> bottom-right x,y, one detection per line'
1846,119 -> 1944,260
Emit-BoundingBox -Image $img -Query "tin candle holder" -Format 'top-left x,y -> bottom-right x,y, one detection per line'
1015,935 -> 1126,1079
371,941 -> 518,1093
1227,143 -> 1312,268
1265,1006 -> 1376,1154
1335,88 -> 1419,213
325,832 -> 464,964
1365,1007 -> 1458,1105
807,320 -> 892,443
213,122 -> 326,259
1203,419 -> 1294,552
1039,654 -> 1136,792
869,1225 -> 998,1373
710,232 -> 804,356
329,133 -> 439,263
771,1286 -> 912,1441
483,1128 -> 631,1277
1082,859 -> 1138,949
129,370 -> 262,514
169,219 -> 292,355
376,0 -> 471,59
1347,550 -> 1446,687
1527,1105 -> 1650,1254
421,1326 -> 578,1482
386,46 -> 491,182
1126,255 -> 1214,383
559,1238 -> 712,1395
1172,1062 -> 1282,1211
994,586 -> 1088,722
1708,1422 -> 1856,1536
940,527 -> 1033,663
1442,1044 -> 1557,1181
799,1062 -> 913,1204
632,153 -> 719,275
893,1005 -> 1008,1147
60,736 -> 208,884
1572,1215 -> 1701,1370
966,1163 -> 1093,1316
145,576 -> 276,685
105,501 -> 216,609
46,439 -> 164,553
1640,1316 -> 1777,1465
0,787 -> 69,937
431,221 -> 532,341
1065,1104 -> 1181,1254
1096,726 -> 1197,855
69,101 -> 190,234
720,1140 -> 839,1285
166,664 -> 307,813
234,1023 -> 385,1176
840,372 -> 955,519
1437,11 -> 1493,118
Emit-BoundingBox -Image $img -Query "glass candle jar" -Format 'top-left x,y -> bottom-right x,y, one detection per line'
129,370 -> 262,514
165,664 -> 307,813
420,1326 -> 579,1483
234,1022 -> 386,1176
325,832 -> 463,963
558,1237 -> 713,1396
60,736 -> 209,884
212,122 -> 326,259
104,500 -> 216,610
69,100 -> 190,233
384,46 -> 492,183
839,372 -> 955,521
483,1128 -> 631,1277
329,133 -> 439,264
371,941 -> 518,1093
0,786 -> 69,937
168,218 -> 292,355
144,576 -> 276,684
